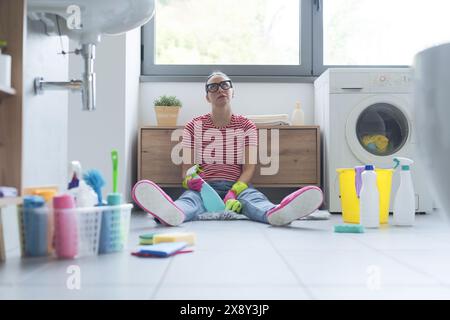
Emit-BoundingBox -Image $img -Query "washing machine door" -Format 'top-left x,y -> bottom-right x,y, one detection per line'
345,95 -> 412,167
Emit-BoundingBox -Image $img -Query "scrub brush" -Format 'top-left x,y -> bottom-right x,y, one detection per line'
83,169 -> 106,206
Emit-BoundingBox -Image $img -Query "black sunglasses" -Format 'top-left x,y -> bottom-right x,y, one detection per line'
205,80 -> 233,93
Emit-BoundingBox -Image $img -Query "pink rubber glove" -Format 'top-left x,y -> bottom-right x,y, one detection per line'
223,190 -> 237,203
183,176 -> 204,192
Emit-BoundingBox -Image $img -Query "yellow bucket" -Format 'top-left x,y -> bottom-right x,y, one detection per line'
336,168 -> 393,224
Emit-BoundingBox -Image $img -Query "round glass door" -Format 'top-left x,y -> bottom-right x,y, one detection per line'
356,103 -> 409,156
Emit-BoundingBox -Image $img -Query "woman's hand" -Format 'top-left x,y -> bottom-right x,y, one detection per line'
225,199 -> 242,213
223,181 -> 248,213
182,175 -> 203,192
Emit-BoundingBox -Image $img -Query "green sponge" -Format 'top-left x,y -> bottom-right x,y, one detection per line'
139,233 -> 157,245
334,224 -> 365,233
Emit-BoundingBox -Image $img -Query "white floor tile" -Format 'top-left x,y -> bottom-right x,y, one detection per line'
3,209 -> 450,299
0,284 -> 153,300
308,285 -> 450,300
154,285 -> 311,300
160,250 -> 298,286
281,250 -> 439,287
0,254 -> 52,285
16,252 -> 170,286
381,250 -> 450,285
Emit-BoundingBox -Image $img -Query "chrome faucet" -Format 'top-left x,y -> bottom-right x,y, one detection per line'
34,43 -> 96,111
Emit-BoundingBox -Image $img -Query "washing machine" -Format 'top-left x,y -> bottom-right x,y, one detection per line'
314,68 -> 433,213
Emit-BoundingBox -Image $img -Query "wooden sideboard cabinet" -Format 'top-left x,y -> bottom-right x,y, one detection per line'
138,126 -> 320,188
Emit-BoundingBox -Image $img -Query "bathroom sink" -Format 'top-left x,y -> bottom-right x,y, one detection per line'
29,0 -> 155,111
28,0 -> 155,44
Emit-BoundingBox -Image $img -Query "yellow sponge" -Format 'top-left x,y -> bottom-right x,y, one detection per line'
153,232 -> 196,246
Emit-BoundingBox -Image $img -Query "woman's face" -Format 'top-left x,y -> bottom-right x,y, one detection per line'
205,75 -> 234,107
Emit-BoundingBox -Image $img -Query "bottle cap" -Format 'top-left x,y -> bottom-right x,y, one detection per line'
53,194 -> 75,209
23,195 -> 45,209
365,165 -> 375,170
107,193 -> 122,205
33,189 -> 57,202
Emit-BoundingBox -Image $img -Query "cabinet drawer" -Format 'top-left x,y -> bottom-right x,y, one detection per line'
139,126 -> 320,187
252,128 -> 318,185
140,129 -> 181,184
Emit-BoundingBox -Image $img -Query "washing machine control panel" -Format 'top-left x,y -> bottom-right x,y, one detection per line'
371,72 -> 412,93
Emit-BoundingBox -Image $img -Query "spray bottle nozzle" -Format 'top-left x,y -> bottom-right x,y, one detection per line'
393,157 -> 414,170
393,158 -> 400,169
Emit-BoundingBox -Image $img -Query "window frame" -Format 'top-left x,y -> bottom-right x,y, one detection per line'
141,0 -> 411,81
141,0 -> 313,79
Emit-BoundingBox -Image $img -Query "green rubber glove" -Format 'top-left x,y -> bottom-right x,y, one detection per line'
231,181 -> 248,196
182,175 -> 191,189
182,165 -> 204,189
225,199 -> 242,213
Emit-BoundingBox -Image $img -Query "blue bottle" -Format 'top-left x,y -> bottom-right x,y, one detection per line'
23,195 -> 48,256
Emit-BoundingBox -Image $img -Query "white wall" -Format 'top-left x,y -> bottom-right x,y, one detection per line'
139,82 -> 314,127
22,20 -> 68,191
124,29 -> 141,203
3,19 -> 70,257
68,29 -> 141,202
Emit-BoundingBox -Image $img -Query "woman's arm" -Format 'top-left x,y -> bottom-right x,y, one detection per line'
237,146 -> 257,184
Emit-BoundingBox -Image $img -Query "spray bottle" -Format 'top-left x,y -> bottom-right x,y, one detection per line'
393,157 -> 415,226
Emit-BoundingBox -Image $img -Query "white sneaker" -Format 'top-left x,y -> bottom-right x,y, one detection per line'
132,180 -> 185,226
266,186 -> 323,226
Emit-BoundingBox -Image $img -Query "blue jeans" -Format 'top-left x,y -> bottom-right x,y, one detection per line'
175,181 -> 276,224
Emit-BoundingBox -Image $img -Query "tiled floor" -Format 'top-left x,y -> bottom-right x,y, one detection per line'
2,210 -> 450,300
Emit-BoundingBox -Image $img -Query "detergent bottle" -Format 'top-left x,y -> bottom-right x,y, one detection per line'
393,157 -> 415,226
359,165 -> 380,228
291,101 -> 304,125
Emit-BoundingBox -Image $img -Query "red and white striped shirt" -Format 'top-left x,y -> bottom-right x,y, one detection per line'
182,113 -> 258,182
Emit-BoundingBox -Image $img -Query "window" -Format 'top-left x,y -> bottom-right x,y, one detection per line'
142,0 -> 312,77
141,0 -> 450,79
315,0 -> 450,74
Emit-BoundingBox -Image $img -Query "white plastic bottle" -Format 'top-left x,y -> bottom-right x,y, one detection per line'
359,165 -> 380,228
291,101 -> 304,125
393,157 -> 415,226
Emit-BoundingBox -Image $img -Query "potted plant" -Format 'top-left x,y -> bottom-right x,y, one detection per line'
153,95 -> 182,126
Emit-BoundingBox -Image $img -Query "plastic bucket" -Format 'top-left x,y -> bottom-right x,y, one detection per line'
336,168 -> 393,224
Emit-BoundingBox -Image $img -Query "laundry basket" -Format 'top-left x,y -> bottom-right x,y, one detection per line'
54,204 -> 132,259
336,168 -> 393,224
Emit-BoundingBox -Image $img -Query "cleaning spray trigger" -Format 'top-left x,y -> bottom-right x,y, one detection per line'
393,157 -> 414,170
186,164 -> 201,178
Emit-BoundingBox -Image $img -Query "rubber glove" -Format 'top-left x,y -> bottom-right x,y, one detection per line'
223,181 -> 248,203
225,199 -> 242,213
182,175 -> 203,192
223,181 -> 248,214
